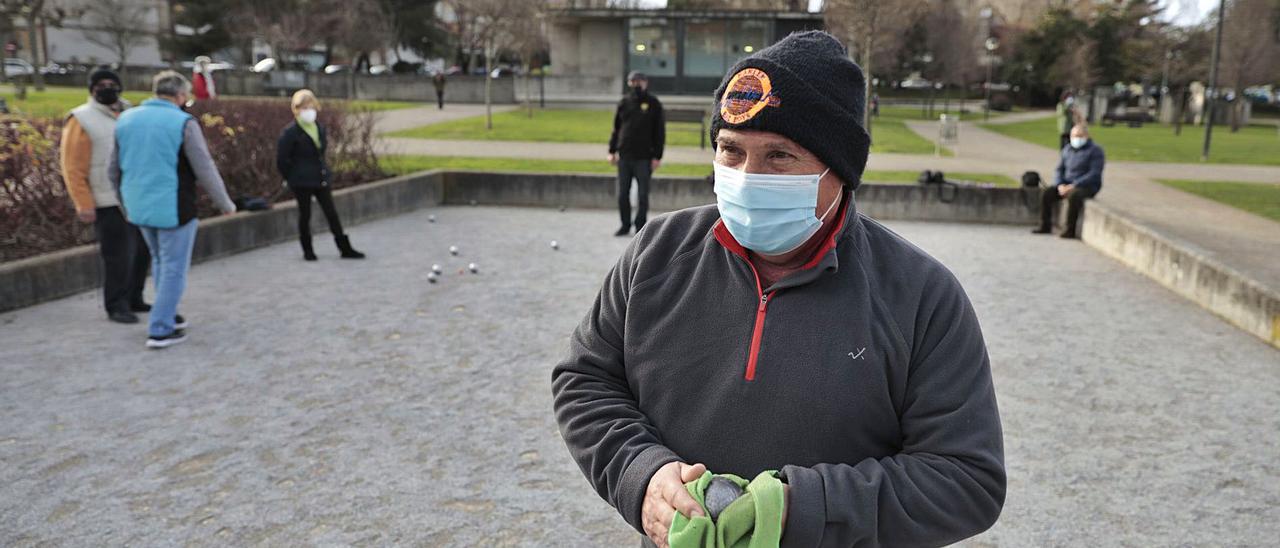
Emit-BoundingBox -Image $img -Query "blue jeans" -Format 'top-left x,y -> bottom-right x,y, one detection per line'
137,219 -> 198,337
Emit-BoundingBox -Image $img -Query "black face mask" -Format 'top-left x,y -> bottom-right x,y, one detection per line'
93,88 -> 120,105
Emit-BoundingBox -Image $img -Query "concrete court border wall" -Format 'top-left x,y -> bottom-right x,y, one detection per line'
3,171 -> 1276,351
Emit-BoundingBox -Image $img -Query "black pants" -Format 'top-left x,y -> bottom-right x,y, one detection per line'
616,157 -> 652,230
293,186 -> 345,242
436,90 -> 444,109
94,206 -> 149,314
1059,132 -> 1070,151
1039,185 -> 1098,234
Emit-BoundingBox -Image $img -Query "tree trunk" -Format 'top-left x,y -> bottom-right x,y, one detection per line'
27,15 -> 45,91
1174,87 -> 1186,136
484,39 -> 493,130
525,62 -> 533,118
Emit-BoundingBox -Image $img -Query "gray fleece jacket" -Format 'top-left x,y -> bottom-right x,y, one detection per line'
552,194 -> 1005,547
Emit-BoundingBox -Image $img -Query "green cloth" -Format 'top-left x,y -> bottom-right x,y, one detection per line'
669,470 -> 785,548
297,118 -> 321,147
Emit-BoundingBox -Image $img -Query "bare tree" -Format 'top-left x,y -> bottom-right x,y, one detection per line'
1218,0 -> 1280,131
82,0 -> 154,84
924,0 -> 982,107
1,0 -> 69,91
507,0 -> 549,118
825,0 -> 928,130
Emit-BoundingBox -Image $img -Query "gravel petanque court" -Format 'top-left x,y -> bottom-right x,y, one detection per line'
2,205 -> 1277,546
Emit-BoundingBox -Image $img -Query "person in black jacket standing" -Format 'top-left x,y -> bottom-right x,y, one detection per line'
607,71 -> 665,236
276,89 -> 364,261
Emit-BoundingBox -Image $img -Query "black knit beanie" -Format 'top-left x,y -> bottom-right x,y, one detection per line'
710,30 -> 870,189
88,67 -> 122,93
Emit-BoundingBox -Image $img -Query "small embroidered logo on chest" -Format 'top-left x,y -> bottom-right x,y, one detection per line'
847,348 -> 867,361
640,102 -> 650,112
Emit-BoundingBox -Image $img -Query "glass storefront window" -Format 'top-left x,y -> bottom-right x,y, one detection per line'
684,18 -> 727,77
727,19 -> 769,65
628,18 -> 677,77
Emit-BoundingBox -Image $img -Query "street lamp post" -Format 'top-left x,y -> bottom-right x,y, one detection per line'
921,52 -> 934,118
984,37 -> 998,122
1203,0 -> 1226,162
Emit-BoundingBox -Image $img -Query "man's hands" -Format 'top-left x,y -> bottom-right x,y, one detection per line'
651,159 -> 661,172
642,461 -> 707,548
1058,183 -> 1075,197
608,153 -> 619,166
76,209 -> 96,223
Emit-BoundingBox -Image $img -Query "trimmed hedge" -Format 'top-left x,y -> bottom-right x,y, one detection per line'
0,99 -> 385,263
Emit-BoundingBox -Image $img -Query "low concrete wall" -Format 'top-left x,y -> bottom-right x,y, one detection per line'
0,171 -> 443,313
443,172 -> 1042,225
1080,202 -> 1280,349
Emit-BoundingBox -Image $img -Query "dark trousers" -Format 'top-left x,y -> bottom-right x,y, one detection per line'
94,206 -> 149,314
436,90 -> 444,109
616,157 -> 652,230
293,186 -> 345,244
1039,185 -> 1098,234
1059,132 -> 1070,151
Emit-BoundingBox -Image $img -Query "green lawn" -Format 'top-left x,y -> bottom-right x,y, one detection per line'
380,155 -> 1015,186
1,85 -> 416,119
1157,180 -> 1280,222
1,85 -> 150,119
982,116 -> 1280,165
390,107 -> 947,156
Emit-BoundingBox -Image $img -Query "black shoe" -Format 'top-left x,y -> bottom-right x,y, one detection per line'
301,236 -> 317,261
1031,227 -> 1052,234
109,310 -> 139,324
146,329 -> 187,349
174,314 -> 188,329
336,235 -> 365,259
1059,230 -> 1078,239
613,227 -> 631,237
130,302 -> 152,313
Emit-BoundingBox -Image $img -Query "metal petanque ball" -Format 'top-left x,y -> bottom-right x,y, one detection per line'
427,273 -> 438,284
704,477 -> 744,521
431,264 -> 442,274
468,263 -> 478,273
428,214 -> 436,223
550,240 -> 559,250
449,246 -> 459,256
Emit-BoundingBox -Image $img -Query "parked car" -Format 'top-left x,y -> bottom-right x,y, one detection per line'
251,58 -> 277,73
368,64 -> 391,76
3,58 -> 35,77
489,67 -> 516,78
323,64 -> 350,75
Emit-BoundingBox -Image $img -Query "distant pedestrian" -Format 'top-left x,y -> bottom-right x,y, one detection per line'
433,72 -> 447,110
871,92 -> 880,117
59,67 -> 150,324
1055,91 -> 1077,150
192,56 -> 217,102
607,70 -> 664,236
1033,124 -> 1104,239
276,89 -> 365,261
109,71 -> 237,349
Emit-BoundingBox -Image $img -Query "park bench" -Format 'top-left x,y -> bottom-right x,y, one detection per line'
666,108 -> 709,149
1101,111 -> 1154,128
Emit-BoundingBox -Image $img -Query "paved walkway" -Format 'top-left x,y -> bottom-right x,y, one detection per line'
373,104 -> 517,134
2,207 -> 1276,545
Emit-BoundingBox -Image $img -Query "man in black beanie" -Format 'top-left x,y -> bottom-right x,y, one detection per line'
59,67 -> 152,324
554,31 -> 1005,547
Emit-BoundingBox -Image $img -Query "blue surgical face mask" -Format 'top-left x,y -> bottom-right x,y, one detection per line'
714,162 -> 839,255
1070,137 -> 1088,149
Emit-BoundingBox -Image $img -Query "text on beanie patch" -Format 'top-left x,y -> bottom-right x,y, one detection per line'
719,68 -> 782,124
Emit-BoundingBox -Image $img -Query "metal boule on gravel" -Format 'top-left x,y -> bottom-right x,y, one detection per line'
468,263 -> 478,273
428,214 -> 436,223
427,273 -> 438,284
550,240 -> 559,250
431,264 -> 442,274
449,246 -> 459,256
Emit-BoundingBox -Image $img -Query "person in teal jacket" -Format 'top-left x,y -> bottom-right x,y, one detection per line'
109,70 -> 236,349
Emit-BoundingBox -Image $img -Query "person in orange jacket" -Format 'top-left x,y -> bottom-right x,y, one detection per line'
59,67 -> 151,324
